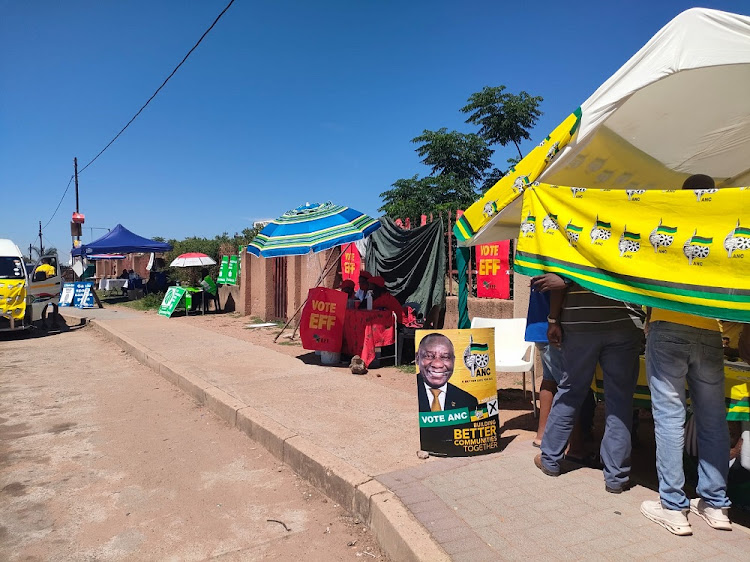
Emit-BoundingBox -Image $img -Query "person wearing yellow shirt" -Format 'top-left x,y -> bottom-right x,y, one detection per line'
34,258 -> 55,279
640,175 -> 732,536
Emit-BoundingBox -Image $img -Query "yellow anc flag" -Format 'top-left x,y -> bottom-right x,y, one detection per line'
514,183 -> 750,322
454,109 -> 581,244
0,279 -> 27,321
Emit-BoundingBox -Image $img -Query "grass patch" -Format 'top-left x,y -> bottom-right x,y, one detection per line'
278,340 -> 301,346
119,292 -> 165,311
396,364 -> 415,373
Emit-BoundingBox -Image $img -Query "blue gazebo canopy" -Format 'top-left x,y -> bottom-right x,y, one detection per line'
72,224 -> 172,256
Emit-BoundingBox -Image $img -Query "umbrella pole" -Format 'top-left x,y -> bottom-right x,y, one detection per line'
289,248 -> 341,339
274,248 -> 340,342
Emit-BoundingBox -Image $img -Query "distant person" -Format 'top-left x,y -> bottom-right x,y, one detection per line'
369,276 -> 403,324
355,271 -> 371,301
356,271 -> 373,309
339,279 -> 355,298
339,279 -> 356,308
200,267 -> 220,312
34,257 -> 56,279
416,333 -> 478,413
118,269 -> 129,280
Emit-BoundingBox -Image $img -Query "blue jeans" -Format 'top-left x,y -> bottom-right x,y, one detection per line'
646,321 -> 730,510
539,343 -> 564,384
540,329 -> 641,488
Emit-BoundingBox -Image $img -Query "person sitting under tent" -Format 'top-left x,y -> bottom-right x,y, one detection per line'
200,268 -> 220,313
339,279 -> 357,309
369,276 -> 403,324
356,271 -> 372,308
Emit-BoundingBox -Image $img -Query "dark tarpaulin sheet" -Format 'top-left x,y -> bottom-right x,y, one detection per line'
364,218 -> 445,316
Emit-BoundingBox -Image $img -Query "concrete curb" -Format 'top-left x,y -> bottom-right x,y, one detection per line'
65,313 -> 447,562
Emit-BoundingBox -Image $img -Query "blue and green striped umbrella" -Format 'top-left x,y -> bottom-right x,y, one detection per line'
247,202 -> 381,258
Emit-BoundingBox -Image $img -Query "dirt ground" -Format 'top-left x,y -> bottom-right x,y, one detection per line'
0,324 -> 386,561
130,308 -> 543,445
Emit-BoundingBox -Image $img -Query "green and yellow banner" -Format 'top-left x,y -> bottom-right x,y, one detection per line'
454,109 -> 581,244
0,279 -> 26,321
514,183 -> 750,322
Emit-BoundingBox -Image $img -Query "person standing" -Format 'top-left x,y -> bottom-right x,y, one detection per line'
640,174 -> 732,536
535,280 -> 644,495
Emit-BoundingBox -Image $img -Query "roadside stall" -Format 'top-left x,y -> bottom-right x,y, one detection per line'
72,224 -> 172,301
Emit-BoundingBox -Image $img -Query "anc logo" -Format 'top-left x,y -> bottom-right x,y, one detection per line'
520,214 -> 536,237
618,226 -> 641,256
570,187 -> 586,198
626,189 -> 646,201
724,220 -> 750,257
545,141 -> 560,162
693,188 -> 718,201
483,200 -> 499,218
463,336 -> 490,378
589,216 -> 612,244
649,219 -> 677,253
565,220 -> 583,245
542,214 -> 559,233
513,175 -> 530,193
683,230 -> 713,265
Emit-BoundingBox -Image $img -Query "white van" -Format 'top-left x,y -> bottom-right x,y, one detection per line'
0,239 -> 62,332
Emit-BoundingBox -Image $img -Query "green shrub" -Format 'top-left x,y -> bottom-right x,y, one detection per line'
120,292 -> 165,311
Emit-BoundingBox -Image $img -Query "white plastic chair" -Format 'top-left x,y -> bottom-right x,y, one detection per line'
470,317 -> 537,416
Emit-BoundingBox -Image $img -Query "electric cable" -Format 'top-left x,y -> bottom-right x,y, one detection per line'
78,0 -> 236,175
41,0 -> 236,232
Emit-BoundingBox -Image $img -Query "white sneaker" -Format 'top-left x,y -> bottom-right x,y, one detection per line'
640,500 -> 692,536
690,498 -> 732,531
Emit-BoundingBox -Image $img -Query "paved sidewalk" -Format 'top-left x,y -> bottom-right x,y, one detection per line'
61,309 -> 750,560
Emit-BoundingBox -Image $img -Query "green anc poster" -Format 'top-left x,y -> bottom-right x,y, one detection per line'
415,328 -> 500,456
158,287 -> 186,318
217,255 -> 238,285
217,256 -> 229,284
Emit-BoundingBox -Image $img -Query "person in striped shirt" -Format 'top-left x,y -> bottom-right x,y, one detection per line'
534,277 -> 644,496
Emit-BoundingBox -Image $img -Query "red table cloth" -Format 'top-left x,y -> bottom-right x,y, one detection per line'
342,309 -> 396,367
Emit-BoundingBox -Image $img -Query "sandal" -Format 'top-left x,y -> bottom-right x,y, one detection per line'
532,439 -> 541,448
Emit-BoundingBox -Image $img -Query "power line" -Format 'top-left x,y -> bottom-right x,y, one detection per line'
43,175 -> 74,229
79,0 -> 236,174
41,0 -> 236,230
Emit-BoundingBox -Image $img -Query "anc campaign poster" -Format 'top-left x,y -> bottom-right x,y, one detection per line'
300,287 -> 347,352
158,287 -> 186,317
416,328 -> 500,456
476,241 -> 510,299
340,243 -> 361,291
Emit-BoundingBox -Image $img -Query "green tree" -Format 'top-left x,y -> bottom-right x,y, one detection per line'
379,174 -> 475,222
411,128 -> 493,184
461,86 -> 543,161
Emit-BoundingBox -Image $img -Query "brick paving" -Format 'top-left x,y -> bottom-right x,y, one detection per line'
378,439 -> 750,560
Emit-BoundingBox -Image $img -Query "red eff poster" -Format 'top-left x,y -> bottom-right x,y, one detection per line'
300,287 -> 348,352
476,241 -> 510,299
340,243 -> 361,291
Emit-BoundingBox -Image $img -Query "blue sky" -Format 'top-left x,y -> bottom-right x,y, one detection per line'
2,0 -> 747,258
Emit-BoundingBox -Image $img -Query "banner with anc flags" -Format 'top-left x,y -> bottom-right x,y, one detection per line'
453,109 -> 581,245
514,183 -> 750,322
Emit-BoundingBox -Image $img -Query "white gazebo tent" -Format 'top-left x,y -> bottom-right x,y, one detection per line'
461,7 -> 750,247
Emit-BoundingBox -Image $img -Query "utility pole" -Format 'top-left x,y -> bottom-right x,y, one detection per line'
72,157 -> 80,280
29,244 -> 33,262
38,221 -> 44,256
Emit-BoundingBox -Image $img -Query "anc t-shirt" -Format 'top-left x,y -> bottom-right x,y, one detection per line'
650,309 -> 720,332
